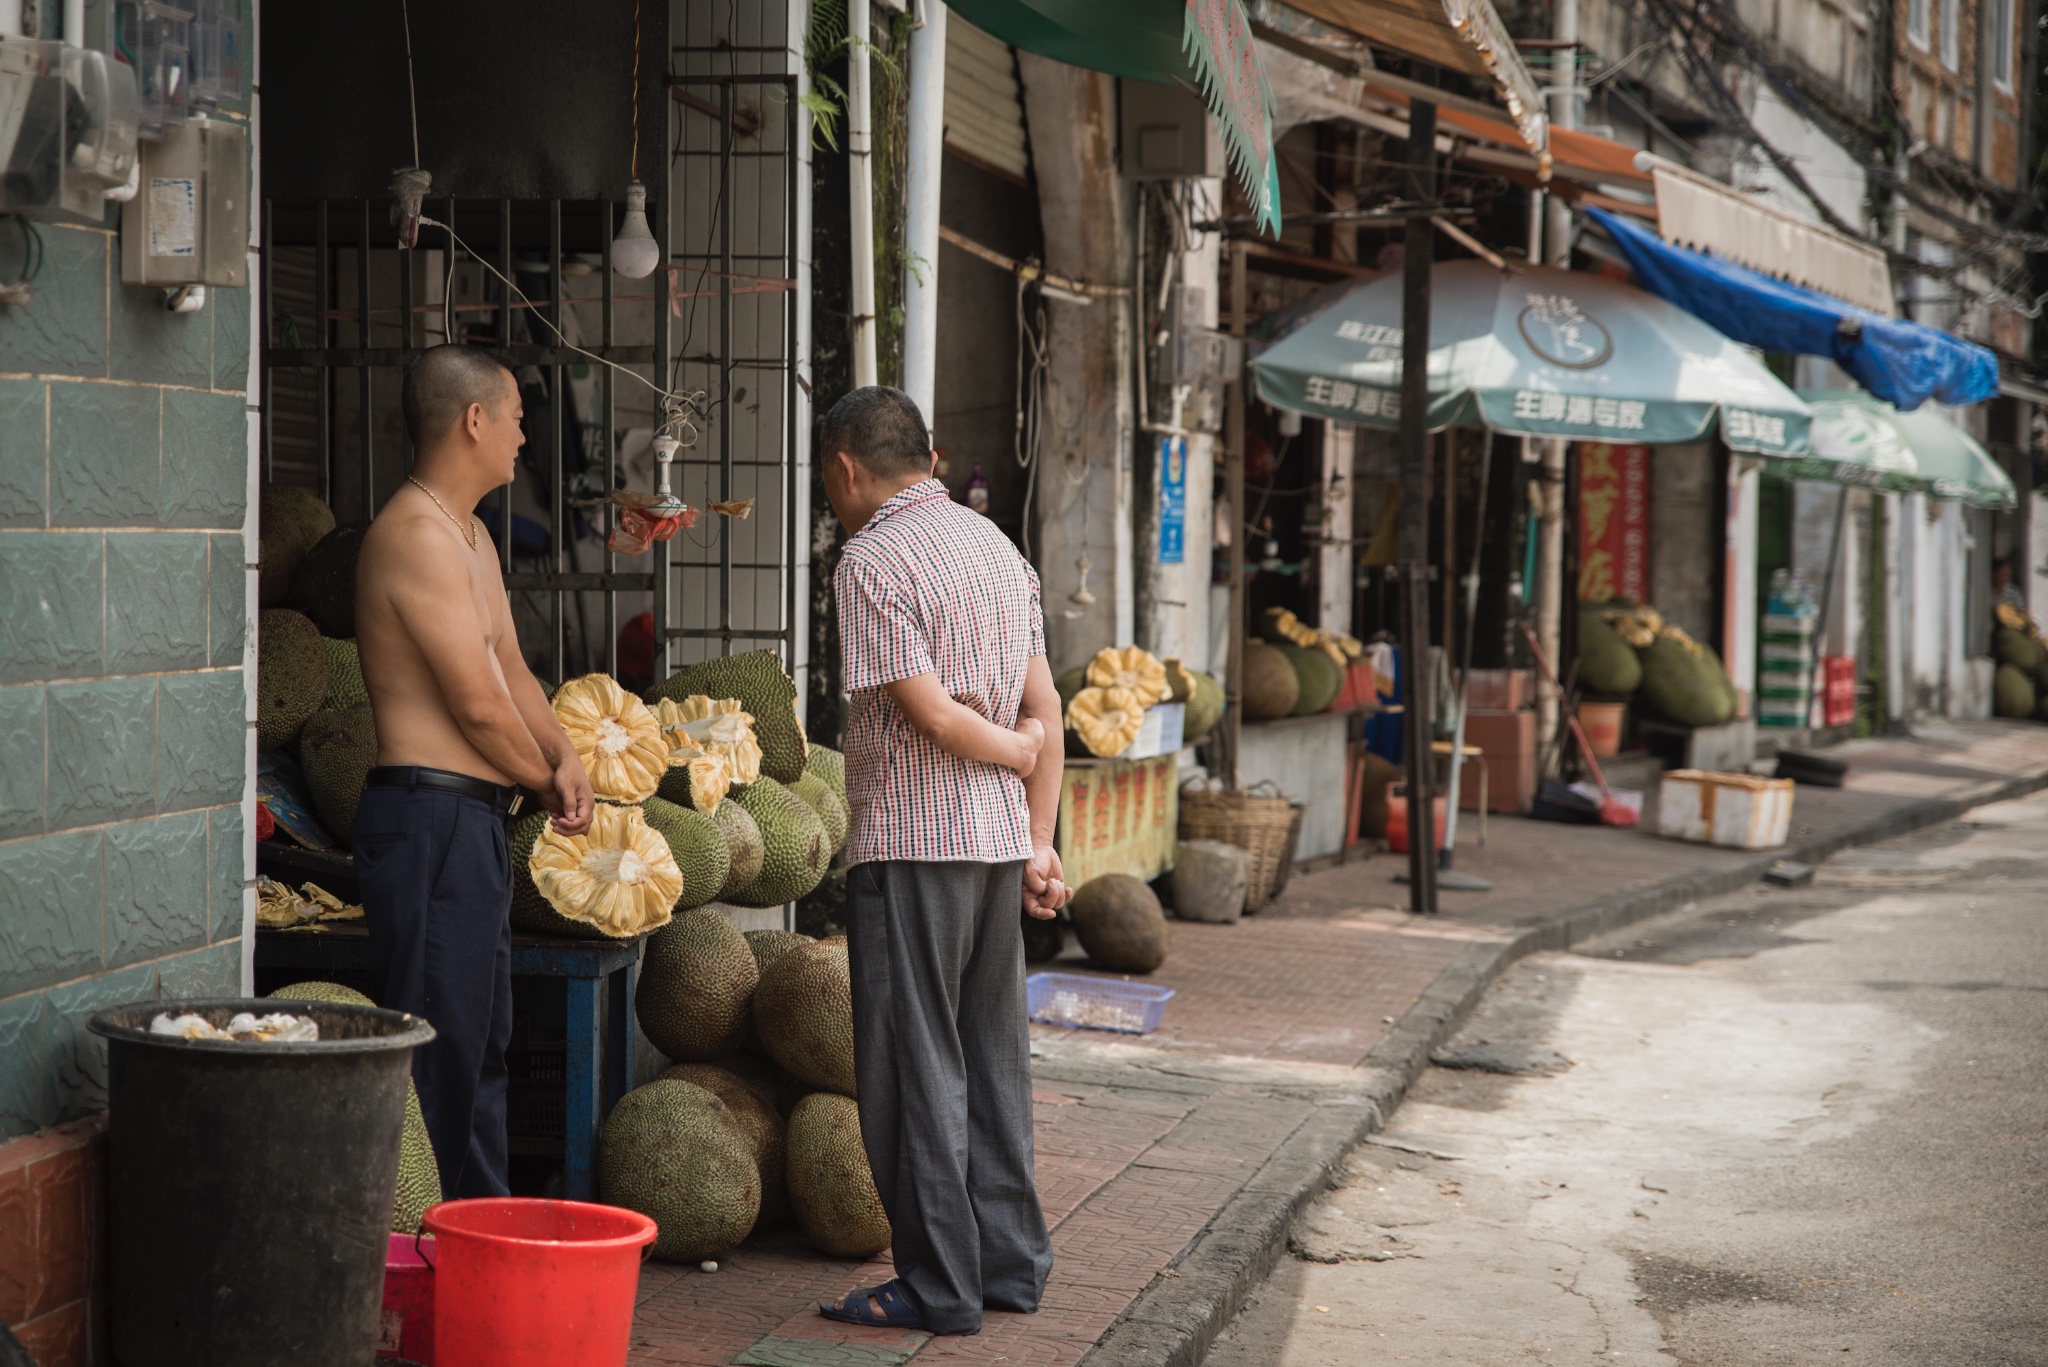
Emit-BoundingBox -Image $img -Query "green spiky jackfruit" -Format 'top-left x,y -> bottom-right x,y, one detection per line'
713,799 -> 765,901
259,484 -> 335,609
289,525 -> 367,638
789,772 -> 848,858
638,907 -> 760,1061
657,1062 -> 787,1224
1995,627 -> 2044,672
1577,609 -> 1643,696
599,1080 -> 761,1261
1054,665 -> 1088,709
651,652 -> 806,783
786,1092 -> 890,1258
324,636 -> 368,711
1995,663 -> 2037,718
804,744 -> 846,801
257,609 -> 328,751
641,797 -> 730,911
1242,642 -> 1299,720
1280,645 -> 1343,715
753,938 -> 856,1097
725,779 -> 828,907
1638,635 -> 1735,728
1183,670 -> 1225,741
268,981 -> 440,1232
299,704 -> 377,846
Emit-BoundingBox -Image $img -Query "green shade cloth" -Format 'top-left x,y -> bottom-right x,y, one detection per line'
1780,389 -> 2017,510
1250,260 -> 1813,456
948,0 -> 1281,234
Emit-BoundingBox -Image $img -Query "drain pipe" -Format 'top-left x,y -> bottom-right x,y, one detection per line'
902,0 -> 947,424
1534,0 -> 1576,769
848,0 -> 879,388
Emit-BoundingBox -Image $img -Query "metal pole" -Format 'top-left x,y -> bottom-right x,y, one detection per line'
1222,241 -> 1248,791
1400,100 -> 1439,915
902,0 -> 947,423
847,0 -> 878,387
1536,437 -> 1567,772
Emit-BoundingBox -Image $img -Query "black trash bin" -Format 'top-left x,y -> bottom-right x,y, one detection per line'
88,998 -> 435,1367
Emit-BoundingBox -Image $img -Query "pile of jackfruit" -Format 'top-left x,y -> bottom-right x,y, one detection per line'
1579,598 -> 1740,728
1991,603 -> 2048,721
1056,645 -> 1225,757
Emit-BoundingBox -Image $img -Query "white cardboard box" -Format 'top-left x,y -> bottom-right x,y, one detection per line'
1124,703 -> 1185,760
1657,769 -> 1795,848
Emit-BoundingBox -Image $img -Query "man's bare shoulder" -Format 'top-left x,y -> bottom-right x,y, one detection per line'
361,497 -> 487,587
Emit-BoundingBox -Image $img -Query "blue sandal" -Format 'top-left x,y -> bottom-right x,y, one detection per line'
819,1278 -> 927,1330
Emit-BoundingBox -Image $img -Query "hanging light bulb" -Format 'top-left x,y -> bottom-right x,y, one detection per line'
612,181 -> 661,279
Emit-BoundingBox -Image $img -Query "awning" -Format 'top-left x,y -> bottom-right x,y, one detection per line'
1641,159 -> 1893,314
949,0 -> 1282,233
1588,207 -> 2000,412
1249,259 -> 1812,455
1775,390 -> 2017,510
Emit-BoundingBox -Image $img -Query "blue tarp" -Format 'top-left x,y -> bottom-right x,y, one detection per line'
1587,207 -> 1999,412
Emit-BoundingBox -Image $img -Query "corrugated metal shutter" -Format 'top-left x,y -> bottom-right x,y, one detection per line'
944,15 -> 1030,184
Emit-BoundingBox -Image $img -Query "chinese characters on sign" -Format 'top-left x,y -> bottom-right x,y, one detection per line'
1159,435 -> 1186,565
1301,375 -> 1402,419
1577,443 -> 1650,604
1510,390 -> 1647,430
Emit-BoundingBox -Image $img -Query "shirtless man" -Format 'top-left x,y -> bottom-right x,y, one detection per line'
353,344 -> 593,1199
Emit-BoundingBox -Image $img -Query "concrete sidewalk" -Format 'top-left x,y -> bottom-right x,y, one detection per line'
626,719 -> 2048,1367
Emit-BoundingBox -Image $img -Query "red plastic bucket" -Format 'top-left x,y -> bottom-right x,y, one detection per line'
421,1198 -> 656,1367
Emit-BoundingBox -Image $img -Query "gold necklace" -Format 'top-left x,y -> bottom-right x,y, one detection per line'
409,476 -> 478,551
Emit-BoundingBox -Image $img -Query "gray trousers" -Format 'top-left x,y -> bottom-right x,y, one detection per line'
845,859 -> 1053,1334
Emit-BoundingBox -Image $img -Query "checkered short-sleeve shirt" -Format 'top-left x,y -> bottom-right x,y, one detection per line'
837,479 -> 1045,864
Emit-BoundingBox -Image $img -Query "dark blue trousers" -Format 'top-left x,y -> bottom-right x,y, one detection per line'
354,784 -> 514,1200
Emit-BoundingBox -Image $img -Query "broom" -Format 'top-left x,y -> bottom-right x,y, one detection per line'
1519,622 -> 1640,828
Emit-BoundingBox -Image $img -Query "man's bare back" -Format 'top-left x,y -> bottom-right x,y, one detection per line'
357,496 -> 524,784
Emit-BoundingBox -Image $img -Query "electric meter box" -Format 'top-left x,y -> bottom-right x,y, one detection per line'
120,114 -> 246,287
1119,78 -> 1223,181
0,39 -> 141,221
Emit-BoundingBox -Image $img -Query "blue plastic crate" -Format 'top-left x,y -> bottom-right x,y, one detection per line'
1026,972 -> 1175,1035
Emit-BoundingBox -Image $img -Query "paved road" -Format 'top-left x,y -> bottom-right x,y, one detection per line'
1208,790 -> 2048,1367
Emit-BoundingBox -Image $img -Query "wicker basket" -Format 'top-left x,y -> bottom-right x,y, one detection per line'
1178,782 -> 1300,910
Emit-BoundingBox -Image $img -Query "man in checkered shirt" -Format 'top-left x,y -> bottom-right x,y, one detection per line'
815,387 -> 1071,1336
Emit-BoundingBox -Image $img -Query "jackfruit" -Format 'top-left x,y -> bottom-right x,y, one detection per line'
554,674 -> 669,803
641,797 -> 731,911
1183,670 -> 1225,741
655,747 -> 731,815
269,981 -> 440,1232
1637,631 -> 1736,728
1995,627 -> 2044,672
522,801 -> 681,938
289,524 -> 367,638
744,928 -> 813,983
1995,663 -> 2037,718
787,1092 -> 891,1258
1577,609 -> 1643,696
657,1062 -> 787,1224
1055,665 -> 1088,709
804,744 -> 846,803
1086,646 -> 1171,707
713,799 -> 766,900
300,704 -> 378,847
789,772 -> 849,857
651,652 -> 807,783
1161,657 -> 1196,703
724,779 -> 829,907
1242,641 -> 1300,720
599,1080 -> 761,1261
1281,644 -> 1342,715
638,906 -> 760,1061
655,696 -> 763,786
1066,686 -> 1147,758
259,484 -> 336,609
257,609 -> 329,752
753,938 -> 856,1096
324,636 -> 368,711
1070,874 -> 1169,973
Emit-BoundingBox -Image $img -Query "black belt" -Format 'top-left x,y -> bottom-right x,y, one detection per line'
366,765 -> 525,816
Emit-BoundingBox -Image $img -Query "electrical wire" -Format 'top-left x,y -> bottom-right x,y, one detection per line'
630,0 -> 642,181
1013,272 -> 1048,561
399,0 -> 420,168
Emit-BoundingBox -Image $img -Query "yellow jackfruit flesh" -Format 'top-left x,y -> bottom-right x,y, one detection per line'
657,695 -> 764,786
1085,646 -> 1170,707
528,802 -> 682,937
1067,686 -> 1147,758
554,674 -> 669,803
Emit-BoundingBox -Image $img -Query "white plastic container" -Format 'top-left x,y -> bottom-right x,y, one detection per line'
1656,769 -> 1795,849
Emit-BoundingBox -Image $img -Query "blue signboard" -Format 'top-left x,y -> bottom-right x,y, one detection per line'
1159,435 -> 1186,564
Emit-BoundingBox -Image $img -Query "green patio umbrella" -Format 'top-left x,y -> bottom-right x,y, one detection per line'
1250,260 -> 1812,456
1780,390 -> 2016,510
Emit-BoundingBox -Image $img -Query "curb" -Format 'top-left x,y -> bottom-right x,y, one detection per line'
1078,765 -> 2048,1367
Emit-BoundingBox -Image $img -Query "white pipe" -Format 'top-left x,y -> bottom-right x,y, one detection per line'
848,0 -> 879,389
1544,0 -> 1577,265
0,0 -> 22,39
63,0 -> 84,46
901,1 -> 946,424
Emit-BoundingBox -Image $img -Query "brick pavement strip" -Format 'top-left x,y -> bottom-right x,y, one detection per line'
627,720 -> 2048,1367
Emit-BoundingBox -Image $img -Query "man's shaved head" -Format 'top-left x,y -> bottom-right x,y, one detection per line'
821,385 -> 932,479
403,344 -> 517,448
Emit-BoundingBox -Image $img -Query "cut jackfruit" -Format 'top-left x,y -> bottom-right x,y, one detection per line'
1086,646 -> 1170,707
656,746 -> 732,816
651,652 -> 807,783
524,802 -> 681,938
1066,686 -> 1147,758
554,674 -> 669,803
656,696 -> 764,786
